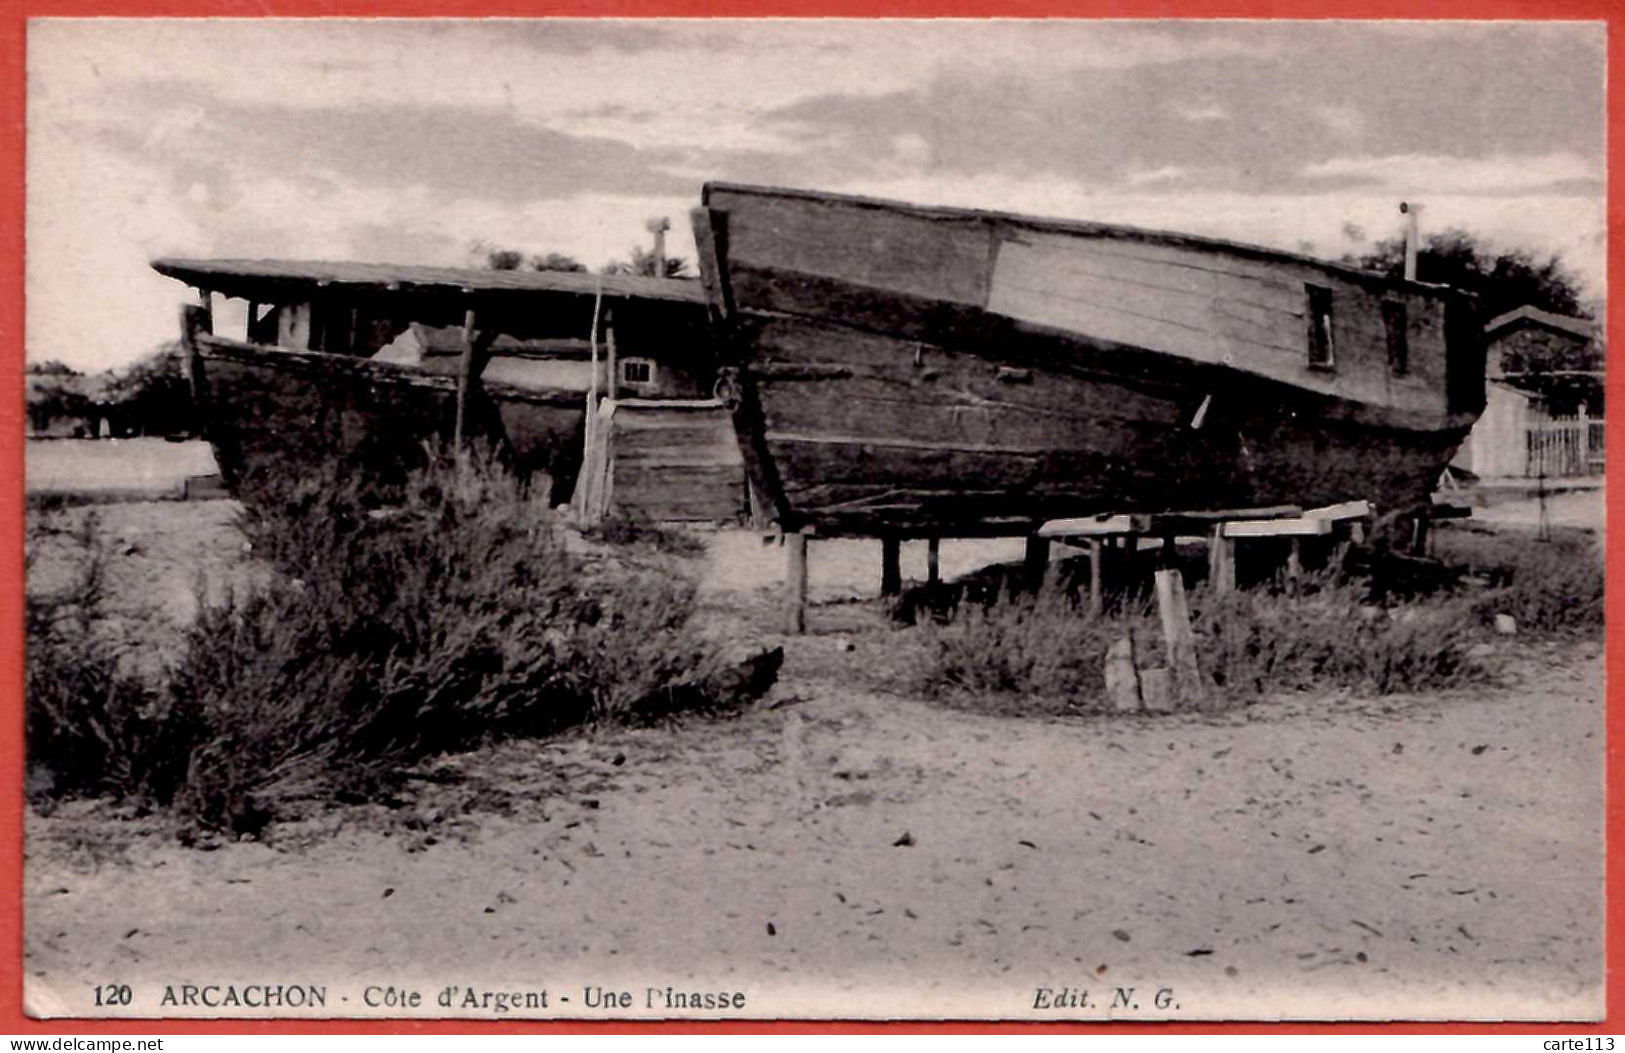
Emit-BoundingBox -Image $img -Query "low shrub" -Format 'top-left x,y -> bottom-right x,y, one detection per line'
906,581 -> 1159,715
908,567 -> 1489,714
1194,574 -> 1485,697
1432,525 -> 1603,636
28,452 -> 767,836
24,513 -> 188,802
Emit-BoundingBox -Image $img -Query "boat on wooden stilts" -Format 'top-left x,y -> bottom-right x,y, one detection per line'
690,183 -> 1487,539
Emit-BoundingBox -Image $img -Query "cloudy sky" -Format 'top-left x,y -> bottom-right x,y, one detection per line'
27,19 -> 1606,372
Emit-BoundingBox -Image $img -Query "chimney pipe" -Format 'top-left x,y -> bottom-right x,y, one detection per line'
646,216 -> 671,277
1400,201 -> 1421,282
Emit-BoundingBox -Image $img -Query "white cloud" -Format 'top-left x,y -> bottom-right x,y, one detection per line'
28,19 -> 1280,159
1311,104 -> 1368,139
818,171 -> 1606,297
1302,152 -> 1602,195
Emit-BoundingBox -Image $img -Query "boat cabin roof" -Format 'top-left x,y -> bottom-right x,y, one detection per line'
702,182 -> 1455,297
151,257 -> 707,308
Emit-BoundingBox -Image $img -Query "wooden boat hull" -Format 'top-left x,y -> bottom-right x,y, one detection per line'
695,184 -> 1484,537
190,335 -> 586,499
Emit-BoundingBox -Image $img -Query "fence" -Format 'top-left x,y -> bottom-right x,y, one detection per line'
1526,414 -> 1606,478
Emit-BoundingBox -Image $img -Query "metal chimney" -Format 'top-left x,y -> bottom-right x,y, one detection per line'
646,216 -> 671,277
1400,201 -> 1422,281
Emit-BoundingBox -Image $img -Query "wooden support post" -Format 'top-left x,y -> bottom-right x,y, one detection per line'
454,306 -> 477,456
785,531 -> 810,635
1024,535 -> 1051,591
926,537 -> 941,587
179,303 -> 209,412
1088,539 -> 1104,617
605,311 -> 618,401
1287,537 -> 1303,579
1155,568 -> 1209,711
1161,534 -> 1177,567
880,537 -> 902,597
1409,515 -> 1430,557
193,288 -> 214,334
1209,525 -> 1236,596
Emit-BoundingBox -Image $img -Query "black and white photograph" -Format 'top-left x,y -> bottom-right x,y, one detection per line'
21,18 -> 1606,1021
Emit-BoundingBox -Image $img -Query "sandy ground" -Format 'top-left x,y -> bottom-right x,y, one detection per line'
22,500 -> 1606,1022
27,439 -> 220,499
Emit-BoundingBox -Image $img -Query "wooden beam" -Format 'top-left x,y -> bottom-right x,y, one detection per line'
926,537 -> 941,587
1222,517 -> 1335,538
1039,505 -> 1303,539
880,537 -> 902,597
785,531 -> 810,634
1305,499 -> 1372,521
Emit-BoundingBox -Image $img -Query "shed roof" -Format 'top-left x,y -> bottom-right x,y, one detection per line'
1484,305 -> 1599,342
151,257 -> 706,307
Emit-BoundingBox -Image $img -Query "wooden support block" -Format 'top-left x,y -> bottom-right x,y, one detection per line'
880,537 -> 902,597
1287,537 -> 1303,578
1088,539 -> 1103,617
926,537 -> 941,587
785,531 -> 810,635
1024,535 -> 1051,590
1209,525 -> 1236,596
1155,568 -> 1208,711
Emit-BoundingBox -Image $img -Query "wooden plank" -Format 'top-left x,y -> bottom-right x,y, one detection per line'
991,245 -> 1306,353
1305,499 -> 1373,521
1041,505 -> 1303,538
1039,514 -> 1135,537
926,537 -> 941,586
1222,517 -> 1335,538
715,189 -> 994,309
995,233 -> 1309,316
785,531 -> 809,634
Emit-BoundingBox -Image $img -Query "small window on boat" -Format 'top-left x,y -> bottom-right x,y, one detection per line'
621,358 -> 654,385
1305,284 -> 1335,370
1382,300 -> 1409,376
